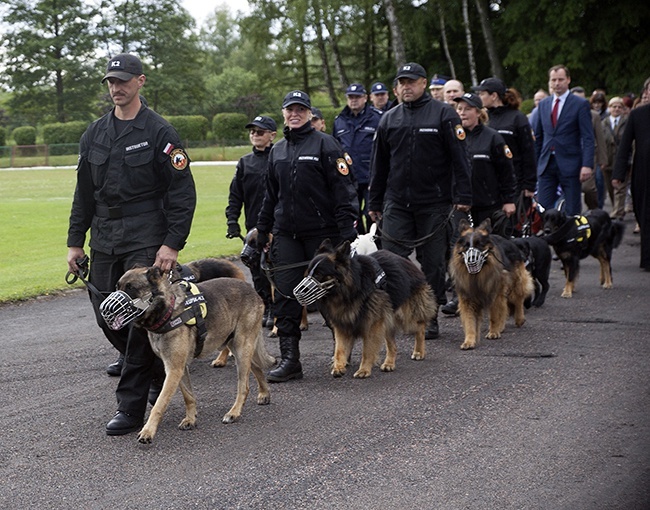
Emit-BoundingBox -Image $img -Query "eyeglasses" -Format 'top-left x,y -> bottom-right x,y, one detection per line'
249,129 -> 269,136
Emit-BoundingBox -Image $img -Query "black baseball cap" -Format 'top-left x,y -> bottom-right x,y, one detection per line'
395,62 -> 427,80
246,115 -> 277,132
282,90 -> 311,109
472,77 -> 506,96
454,92 -> 483,110
102,53 -> 143,83
311,107 -> 324,119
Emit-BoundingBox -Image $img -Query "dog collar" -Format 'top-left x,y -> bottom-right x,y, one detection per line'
147,295 -> 177,332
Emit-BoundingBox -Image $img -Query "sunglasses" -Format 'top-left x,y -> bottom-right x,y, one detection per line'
249,129 -> 269,136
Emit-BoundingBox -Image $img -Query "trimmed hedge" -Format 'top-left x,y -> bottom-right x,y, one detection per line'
42,121 -> 88,155
12,126 -> 37,146
212,113 -> 248,144
166,115 -> 210,143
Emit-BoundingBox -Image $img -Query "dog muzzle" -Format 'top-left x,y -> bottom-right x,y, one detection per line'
240,243 -> 259,268
463,247 -> 489,274
99,290 -> 152,330
293,276 -> 336,306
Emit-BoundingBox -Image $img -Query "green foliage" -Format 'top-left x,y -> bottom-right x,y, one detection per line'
212,113 -> 249,144
317,107 -> 341,135
12,126 -> 36,145
42,122 -> 88,145
0,126 -> 6,146
166,116 -> 210,143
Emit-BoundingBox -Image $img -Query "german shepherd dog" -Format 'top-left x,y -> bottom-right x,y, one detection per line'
240,228 -> 309,337
173,258 -> 246,368
298,240 -> 437,378
512,236 -> 552,307
113,267 -> 274,443
541,208 -> 625,298
450,219 -> 534,350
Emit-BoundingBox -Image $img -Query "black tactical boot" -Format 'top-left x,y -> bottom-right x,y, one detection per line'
425,317 -> 440,339
267,336 -> 303,383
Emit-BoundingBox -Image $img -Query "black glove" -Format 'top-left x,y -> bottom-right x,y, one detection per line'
257,231 -> 269,250
226,222 -> 241,239
341,228 -> 358,243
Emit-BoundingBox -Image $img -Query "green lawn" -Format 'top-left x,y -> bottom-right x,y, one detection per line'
0,164 -> 247,302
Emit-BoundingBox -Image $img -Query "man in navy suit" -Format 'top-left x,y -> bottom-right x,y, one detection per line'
534,65 -> 595,216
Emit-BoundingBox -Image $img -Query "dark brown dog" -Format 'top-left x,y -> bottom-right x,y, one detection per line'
450,219 -> 534,350
298,240 -> 437,378
114,267 -> 274,444
541,208 -> 625,298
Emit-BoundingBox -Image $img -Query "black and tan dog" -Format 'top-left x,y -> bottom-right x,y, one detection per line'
512,236 -> 552,307
113,266 -> 274,444
449,219 -> 534,350
541,208 -> 625,298
173,258 -> 245,368
297,240 -> 437,378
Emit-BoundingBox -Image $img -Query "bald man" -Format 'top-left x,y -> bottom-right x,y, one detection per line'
443,80 -> 465,104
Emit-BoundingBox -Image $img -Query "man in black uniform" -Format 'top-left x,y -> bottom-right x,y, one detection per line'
226,115 -> 277,326
368,62 -> 472,339
67,53 -> 196,435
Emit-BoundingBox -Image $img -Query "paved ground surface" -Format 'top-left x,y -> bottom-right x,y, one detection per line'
1,214 -> 648,509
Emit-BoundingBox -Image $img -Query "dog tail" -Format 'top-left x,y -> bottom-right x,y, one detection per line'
253,329 -> 276,369
610,220 -> 626,250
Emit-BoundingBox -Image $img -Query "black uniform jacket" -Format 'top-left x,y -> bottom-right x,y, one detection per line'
368,92 -> 472,210
465,123 -> 517,209
486,106 -> 537,194
67,104 -> 196,254
257,122 -> 358,239
226,145 -> 271,231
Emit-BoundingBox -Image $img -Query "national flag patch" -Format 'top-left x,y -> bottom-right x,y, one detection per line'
163,143 -> 174,155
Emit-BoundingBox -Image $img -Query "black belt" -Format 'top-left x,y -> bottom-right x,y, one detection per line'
95,199 -> 163,219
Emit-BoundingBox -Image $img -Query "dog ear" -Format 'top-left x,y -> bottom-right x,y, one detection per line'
477,218 -> 492,234
458,219 -> 473,235
335,240 -> 351,262
317,238 -> 334,254
146,266 -> 164,283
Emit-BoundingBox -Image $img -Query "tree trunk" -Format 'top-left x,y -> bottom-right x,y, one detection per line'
322,13 -> 348,92
311,0 -> 339,106
461,0 -> 477,86
474,0 -> 503,79
383,0 -> 406,67
437,1 -> 456,79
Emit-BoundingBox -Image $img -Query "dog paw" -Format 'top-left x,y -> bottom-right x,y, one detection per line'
137,429 -> 154,444
257,394 -> 271,405
561,291 -> 572,298
515,318 -> 526,328
486,331 -> 501,339
178,418 -> 196,430
460,340 -> 476,350
602,283 -> 613,289
221,414 -> 239,424
211,359 -> 227,368
331,367 -> 346,378
380,362 -> 396,371
353,368 -> 371,378
410,351 -> 424,361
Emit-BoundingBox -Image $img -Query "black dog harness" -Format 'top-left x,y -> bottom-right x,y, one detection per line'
149,281 -> 208,358
544,215 -> 591,246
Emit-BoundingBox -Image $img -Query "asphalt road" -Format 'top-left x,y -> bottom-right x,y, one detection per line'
1,215 -> 648,509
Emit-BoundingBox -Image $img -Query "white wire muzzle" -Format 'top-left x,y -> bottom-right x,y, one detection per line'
99,290 -> 152,330
293,259 -> 336,306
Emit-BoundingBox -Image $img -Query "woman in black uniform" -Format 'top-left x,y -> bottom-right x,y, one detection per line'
256,90 -> 359,382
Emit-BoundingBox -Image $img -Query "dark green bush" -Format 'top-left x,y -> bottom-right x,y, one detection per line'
0,126 -> 6,146
166,115 -> 210,143
212,113 -> 248,144
42,122 -> 87,154
12,126 -> 37,146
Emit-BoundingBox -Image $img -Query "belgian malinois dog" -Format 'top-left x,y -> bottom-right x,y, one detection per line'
114,266 -> 274,444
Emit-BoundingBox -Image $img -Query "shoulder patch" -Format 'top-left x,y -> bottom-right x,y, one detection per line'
170,148 -> 189,171
504,145 -> 513,159
336,158 -> 350,176
344,152 -> 353,166
455,124 -> 466,141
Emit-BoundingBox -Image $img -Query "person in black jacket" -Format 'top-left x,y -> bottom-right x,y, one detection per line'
257,90 -> 358,382
66,54 -> 196,436
472,78 -> 537,203
226,115 -> 277,327
454,92 -> 517,227
333,83 -> 383,234
368,63 -> 472,340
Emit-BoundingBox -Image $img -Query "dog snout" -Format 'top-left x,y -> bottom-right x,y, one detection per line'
240,245 -> 259,268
